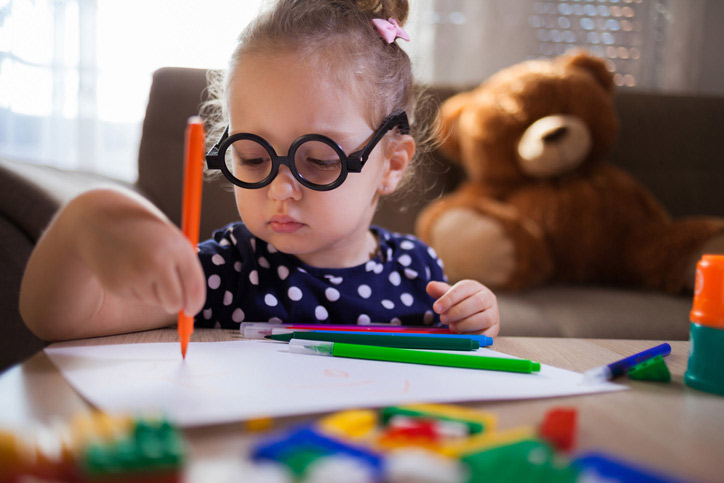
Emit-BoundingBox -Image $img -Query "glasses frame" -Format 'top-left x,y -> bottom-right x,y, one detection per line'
205,110 -> 409,191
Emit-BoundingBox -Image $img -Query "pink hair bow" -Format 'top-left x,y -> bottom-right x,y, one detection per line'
372,18 -> 410,43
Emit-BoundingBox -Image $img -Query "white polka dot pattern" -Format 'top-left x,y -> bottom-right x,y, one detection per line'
288,286 -> 303,301
315,305 -> 328,320
325,287 -> 340,302
208,274 -> 221,289
232,308 -> 244,322
195,223 -> 446,328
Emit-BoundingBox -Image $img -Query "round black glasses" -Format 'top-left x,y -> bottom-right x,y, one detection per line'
205,111 -> 409,191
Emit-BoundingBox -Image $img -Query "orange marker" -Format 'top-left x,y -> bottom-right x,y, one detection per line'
179,116 -> 205,359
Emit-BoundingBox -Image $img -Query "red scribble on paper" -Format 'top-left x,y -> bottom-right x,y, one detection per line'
324,368 -> 350,378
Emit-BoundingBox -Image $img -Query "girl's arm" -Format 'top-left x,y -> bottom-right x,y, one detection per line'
426,280 -> 500,336
19,188 -> 206,341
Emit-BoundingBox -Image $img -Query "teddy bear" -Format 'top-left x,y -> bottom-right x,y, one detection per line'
416,51 -> 724,292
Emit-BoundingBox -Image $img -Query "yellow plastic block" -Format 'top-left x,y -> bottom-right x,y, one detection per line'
317,409 -> 378,439
246,417 -> 274,432
438,426 -> 536,458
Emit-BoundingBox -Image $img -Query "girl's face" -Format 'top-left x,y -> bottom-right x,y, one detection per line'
226,52 -> 412,268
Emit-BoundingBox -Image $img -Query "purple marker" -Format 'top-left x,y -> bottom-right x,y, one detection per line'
582,343 -> 672,383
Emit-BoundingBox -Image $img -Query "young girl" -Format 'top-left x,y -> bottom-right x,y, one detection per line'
19,0 -> 500,341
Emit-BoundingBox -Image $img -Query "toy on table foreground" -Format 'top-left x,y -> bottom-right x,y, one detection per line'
686,254 -> 724,395
1,401 -> 683,482
247,403 -> 685,482
0,412 -> 185,482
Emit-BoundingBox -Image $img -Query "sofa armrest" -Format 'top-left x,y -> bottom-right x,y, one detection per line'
0,158 -> 132,371
0,158 -> 132,243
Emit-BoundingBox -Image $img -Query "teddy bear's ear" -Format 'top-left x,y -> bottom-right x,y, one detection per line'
560,51 -> 614,94
436,90 -> 476,163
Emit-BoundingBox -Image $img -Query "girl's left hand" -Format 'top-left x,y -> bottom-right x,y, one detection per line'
426,280 -> 500,336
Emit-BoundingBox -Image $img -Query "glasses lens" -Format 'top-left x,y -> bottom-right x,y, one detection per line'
224,138 -> 273,184
294,140 -> 342,187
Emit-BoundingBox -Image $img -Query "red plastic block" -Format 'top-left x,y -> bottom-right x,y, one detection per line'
539,407 -> 577,451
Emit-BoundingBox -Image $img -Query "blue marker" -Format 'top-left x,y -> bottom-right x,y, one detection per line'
313,330 -> 493,347
582,343 -> 672,383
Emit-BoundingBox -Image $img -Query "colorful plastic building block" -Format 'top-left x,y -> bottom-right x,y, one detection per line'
245,416 -> 274,432
574,451 -> 684,482
461,438 -> 578,483
317,409 -> 378,439
628,355 -> 671,382
384,448 -> 466,483
80,417 -> 185,481
251,423 -> 383,478
539,407 -> 577,451
381,404 -> 496,435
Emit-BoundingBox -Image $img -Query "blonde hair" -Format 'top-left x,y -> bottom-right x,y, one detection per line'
203,0 -> 435,193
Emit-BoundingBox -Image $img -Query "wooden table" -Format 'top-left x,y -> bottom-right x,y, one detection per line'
1,329 -> 723,481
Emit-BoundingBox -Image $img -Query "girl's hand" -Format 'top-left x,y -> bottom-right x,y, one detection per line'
20,187 -> 206,340
426,280 -> 500,336
76,189 -> 206,317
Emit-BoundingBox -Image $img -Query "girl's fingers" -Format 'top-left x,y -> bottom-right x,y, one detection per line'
431,279 -> 484,315
429,279 -> 499,335
448,310 -> 500,336
154,267 -> 185,314
439,287 -> 497,324
177,254 -> 207,317
426,280 -> 451,300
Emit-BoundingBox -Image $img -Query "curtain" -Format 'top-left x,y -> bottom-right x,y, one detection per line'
0,0 -> 262,181
1,0 -> 718,181
408,0 -> 715,93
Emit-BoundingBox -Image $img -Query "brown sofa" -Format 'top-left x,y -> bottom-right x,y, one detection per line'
2,66 -> 723,372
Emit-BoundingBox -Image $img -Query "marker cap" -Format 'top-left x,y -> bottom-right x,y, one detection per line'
289,339 -> 334,356
690,255 -> 724,329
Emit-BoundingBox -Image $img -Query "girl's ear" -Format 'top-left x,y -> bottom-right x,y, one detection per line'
379,134 -> 415,194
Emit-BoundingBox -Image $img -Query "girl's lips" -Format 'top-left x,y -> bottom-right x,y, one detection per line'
269,216 -> 304,233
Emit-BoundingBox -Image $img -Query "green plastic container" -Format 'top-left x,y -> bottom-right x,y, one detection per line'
684,255 -> 724,396
685,323 -> 724,396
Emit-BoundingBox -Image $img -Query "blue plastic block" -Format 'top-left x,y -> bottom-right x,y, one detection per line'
574,451 -> 684,483
250,423 -> 382,474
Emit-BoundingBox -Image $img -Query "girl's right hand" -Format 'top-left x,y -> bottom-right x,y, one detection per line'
20,187 -> 207,340
75,188 -> 207,317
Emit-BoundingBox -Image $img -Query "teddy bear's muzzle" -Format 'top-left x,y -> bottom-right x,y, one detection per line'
516,114 -> 592,178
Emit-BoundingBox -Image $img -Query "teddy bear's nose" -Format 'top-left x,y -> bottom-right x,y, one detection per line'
542,126 -> 569,143
517,114 -> 592,178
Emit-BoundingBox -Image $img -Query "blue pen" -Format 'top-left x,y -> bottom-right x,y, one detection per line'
314,330 -> 494,347
582,343 -> 672,383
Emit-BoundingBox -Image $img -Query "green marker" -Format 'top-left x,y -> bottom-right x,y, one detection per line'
288,340 -> 541,374
267,331 -> 479,351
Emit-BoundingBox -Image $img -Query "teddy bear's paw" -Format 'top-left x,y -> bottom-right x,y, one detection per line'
428,207 -> 516,286
517,115 -> 592,178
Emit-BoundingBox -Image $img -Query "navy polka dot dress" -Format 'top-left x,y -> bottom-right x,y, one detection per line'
194,223 -> 447,328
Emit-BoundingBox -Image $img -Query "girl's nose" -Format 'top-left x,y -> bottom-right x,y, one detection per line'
268,165 -> 303,201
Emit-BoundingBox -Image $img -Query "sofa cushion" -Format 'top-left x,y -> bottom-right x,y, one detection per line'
498,285 -> 691,340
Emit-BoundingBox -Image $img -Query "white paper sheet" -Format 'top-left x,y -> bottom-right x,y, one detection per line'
45,340 -> 624,427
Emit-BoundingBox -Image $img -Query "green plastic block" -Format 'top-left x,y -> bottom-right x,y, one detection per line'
81,417 -> 186,477
628,355 -> 671,382
381,406 -> 487,434
461,438 -> 578,483
280,446 -> 331,476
